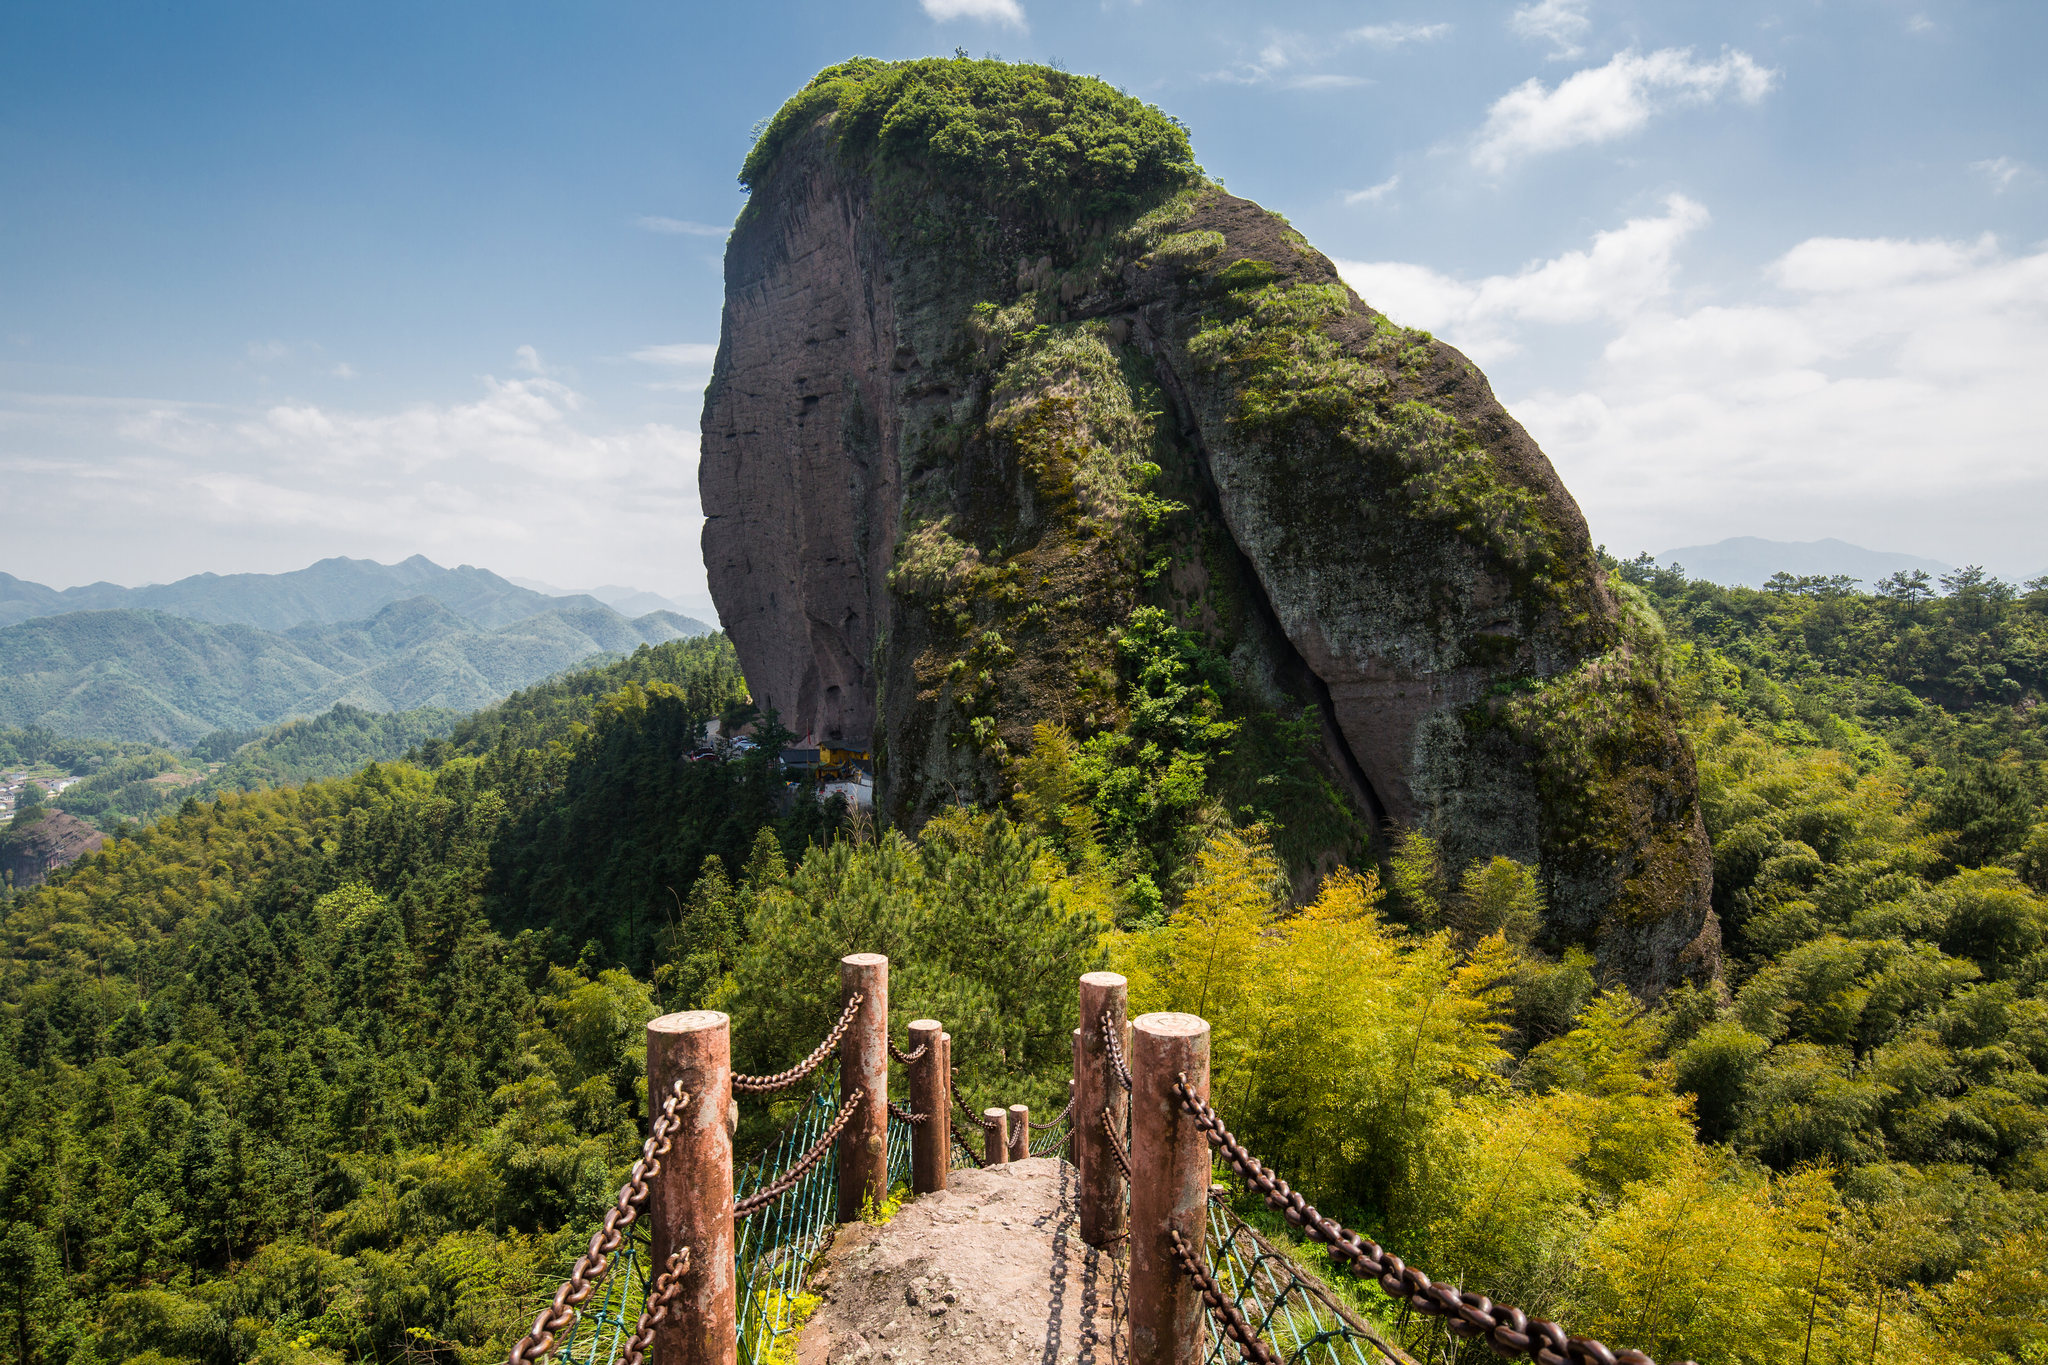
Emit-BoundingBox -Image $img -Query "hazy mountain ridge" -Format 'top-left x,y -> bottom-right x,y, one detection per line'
1655,536 -> 1955,589
0,554 -> 695,632
0,598 -> 710,744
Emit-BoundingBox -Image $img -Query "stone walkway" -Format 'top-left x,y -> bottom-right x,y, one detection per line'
795,1157 -> 1123,1365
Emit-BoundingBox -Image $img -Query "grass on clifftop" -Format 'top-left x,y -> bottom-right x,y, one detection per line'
741,56 -> 1199,220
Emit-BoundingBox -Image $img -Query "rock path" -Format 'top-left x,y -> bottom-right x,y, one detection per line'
794,1157 -> 1123,1364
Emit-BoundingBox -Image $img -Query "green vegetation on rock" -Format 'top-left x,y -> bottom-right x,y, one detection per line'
742,56 -> 1197,220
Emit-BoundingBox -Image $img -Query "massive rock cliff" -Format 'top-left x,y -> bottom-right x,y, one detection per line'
702,58 -> 1718,992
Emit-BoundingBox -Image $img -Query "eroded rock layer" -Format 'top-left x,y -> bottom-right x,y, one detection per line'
702,58 -> 1719,992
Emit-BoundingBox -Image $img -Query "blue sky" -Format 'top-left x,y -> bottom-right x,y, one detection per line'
3,0 -> 2043,612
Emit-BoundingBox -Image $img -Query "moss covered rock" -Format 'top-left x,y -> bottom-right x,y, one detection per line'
702,58 -> 1718,993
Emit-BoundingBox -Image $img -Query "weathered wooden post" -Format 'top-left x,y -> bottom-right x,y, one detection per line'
1129,1011 -> 1211,1365
908,1018 -> 947,1194
984,1107 -> 1009,1165
837,953 -> 889,1222
646,1010 -> 736,1365
1075,971 -> 1130,1248
1007,1104 -> 1030,1162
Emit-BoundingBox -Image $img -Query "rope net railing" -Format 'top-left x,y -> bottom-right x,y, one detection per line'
1197,1199 -> 1386,1365
1171,1076 -> 1694,1365
734,1093 -> 843,1363
508,1079 -> 692,1365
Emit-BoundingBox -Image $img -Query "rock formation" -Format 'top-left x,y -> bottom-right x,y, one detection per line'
1,808 -> 105,889
702,58 -> 1718,992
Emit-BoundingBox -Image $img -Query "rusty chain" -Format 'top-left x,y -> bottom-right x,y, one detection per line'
508,1079 -> 692,1365
617,1246 -> 691,1365
951,1127 -> 986,1167
1170,1076 -> 1693,1365
1100,1108 -> 1133,1184
1103,1026 -> 1133,1091
734,1088 -> 865,1217
889,1037 -> 928,1064
1169,1227 -> 1281,1365
1032,1093 -> 1075,1129
952,1083 -> 1005,1130
732,993 -> 863,1094
888,1100 -> 928,1125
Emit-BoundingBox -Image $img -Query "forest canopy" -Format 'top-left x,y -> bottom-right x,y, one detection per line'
1,572 -> 2045,1363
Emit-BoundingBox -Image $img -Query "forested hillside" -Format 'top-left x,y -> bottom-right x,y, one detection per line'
1,580 -> 2044,1363
0,556 -> 709,634
0,600 -> 706,745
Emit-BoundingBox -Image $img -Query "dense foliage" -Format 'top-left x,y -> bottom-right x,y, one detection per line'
1106,563 -> 2048,1365
0,636 -> 870,1363
741,56 -> 1199,220
3,572 -> 2046,1364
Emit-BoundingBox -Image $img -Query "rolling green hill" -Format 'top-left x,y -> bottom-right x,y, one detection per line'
0,599 -> 709,744
0,554 -> 711,633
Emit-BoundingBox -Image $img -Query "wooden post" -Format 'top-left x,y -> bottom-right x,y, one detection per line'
1128,1011 -> 1211,1365
1076,971 -> 1130,1248
647,1010 -> 736,1365
837,953 -> 889,1223
984,1108 -> 1009,1166
908,1018 -> 946,1194
1008,1104 -> 1030,1162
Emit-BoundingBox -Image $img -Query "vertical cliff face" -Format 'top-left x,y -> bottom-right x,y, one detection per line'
700,138 -> 898,747
702,58 -> 1719,992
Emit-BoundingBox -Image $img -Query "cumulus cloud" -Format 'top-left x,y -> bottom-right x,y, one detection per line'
1472,47 -> 1777,172
1339,208 -> 2048,571
1349,22 -> 1450,47
0,366 -> 705,603
920,0 -> 1025,29
1510,0 -> 1591,58
1336,194 -> 1708,360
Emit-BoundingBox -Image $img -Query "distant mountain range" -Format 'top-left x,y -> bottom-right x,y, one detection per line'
0,554 -> 710,632
0,556 -> 716,744
1655,538 -> 1954,590
506,576 -> 700,620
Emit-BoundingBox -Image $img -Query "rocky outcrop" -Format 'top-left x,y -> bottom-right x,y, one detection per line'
702,58 -> 1718,992
1,809 -> 105,888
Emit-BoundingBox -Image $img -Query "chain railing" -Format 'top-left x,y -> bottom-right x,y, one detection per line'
732,994 -> 862,1094
508,1079 -> 692,1365
1200,1199 -> 1394,1365
1172,1075 -> 1693,1365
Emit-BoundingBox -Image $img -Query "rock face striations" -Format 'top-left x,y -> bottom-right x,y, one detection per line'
702,58 -> 1718,992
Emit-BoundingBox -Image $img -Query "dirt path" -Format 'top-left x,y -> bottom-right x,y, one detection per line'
795,1157 -> 1123,1364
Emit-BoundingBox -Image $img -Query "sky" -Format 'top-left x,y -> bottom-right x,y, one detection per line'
2,0 -> 2044,616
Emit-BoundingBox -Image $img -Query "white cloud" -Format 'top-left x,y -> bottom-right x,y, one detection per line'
1336,194 -> 1708,360
0,374 -> 706,604
920,0 -> 1025,29
1971,156 -> 2025,192
1340,206 -> 2048,571
1207,32 -> 1373,89
1510,0 -> 1591,58
633,215 -> 731,237
247,340 -> 292,364
332,362 -> 357,380
1349,22 -> 1450,47
1343,175 -> 1401,206
1472,47 -> 1777,172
